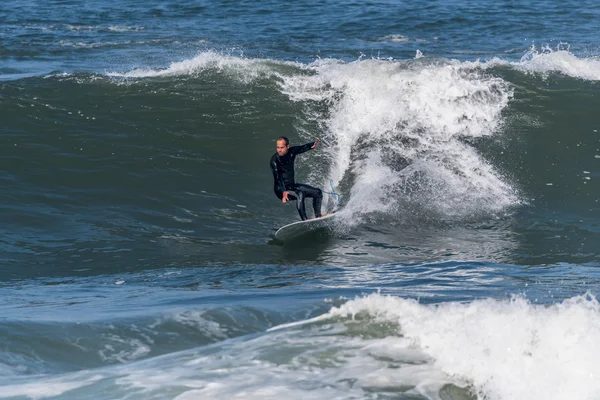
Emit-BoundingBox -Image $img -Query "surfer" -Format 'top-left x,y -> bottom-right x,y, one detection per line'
270,136 -> 322,221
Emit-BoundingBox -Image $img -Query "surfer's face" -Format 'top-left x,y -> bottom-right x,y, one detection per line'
276,139 -> 289,156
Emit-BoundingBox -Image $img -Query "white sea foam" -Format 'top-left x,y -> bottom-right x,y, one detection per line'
17,293 -> 600,400
107,51 -> 301,83
312,292 -> 600,400
57,40 -> 125,48
380,34 -> 410,42
0,373 -> 103,399
98,334 -> 151,363
64,24 -> 96,31
108,328 -> 451,400
279,57 -> 518,222
107,26 -> 145,32
478,46 -> 600,81
171,309 -> 228,339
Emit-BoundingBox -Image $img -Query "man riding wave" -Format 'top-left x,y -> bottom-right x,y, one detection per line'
270,136 -> 322,221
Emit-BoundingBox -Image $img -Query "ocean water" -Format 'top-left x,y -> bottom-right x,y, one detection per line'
2,1 -> 600,399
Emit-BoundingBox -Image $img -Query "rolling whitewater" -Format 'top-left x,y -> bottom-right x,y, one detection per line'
2,0 -> 600,399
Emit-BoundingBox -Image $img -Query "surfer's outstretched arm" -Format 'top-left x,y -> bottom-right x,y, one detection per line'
290,139 -> 318,155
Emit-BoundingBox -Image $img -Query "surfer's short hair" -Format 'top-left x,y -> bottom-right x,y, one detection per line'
276,136 -> 289,145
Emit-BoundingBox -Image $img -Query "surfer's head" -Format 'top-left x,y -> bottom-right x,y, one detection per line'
276,136 -> 289,156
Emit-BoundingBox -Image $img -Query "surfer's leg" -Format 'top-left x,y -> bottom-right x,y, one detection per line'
293,191 -> 308,220
282,190 -> 307,220
294,184 -> 322,218
313,189 -> 323,218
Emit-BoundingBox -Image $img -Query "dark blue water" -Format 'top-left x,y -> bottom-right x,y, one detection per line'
3,1 -> 600,399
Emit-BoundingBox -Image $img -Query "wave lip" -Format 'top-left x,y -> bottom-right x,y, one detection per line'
519,50 -> 600,80
106,50 -> 301,82
474,45 -> 600,81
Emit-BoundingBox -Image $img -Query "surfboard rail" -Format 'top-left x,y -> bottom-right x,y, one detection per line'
274,212 -> 337,241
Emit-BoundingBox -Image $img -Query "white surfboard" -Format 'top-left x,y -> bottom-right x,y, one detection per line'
274,212 -> 338,242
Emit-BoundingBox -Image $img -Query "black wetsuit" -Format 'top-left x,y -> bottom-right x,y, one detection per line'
270,141 -> 322,221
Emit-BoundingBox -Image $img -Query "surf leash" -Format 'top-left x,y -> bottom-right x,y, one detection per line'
322,179 -> 342,202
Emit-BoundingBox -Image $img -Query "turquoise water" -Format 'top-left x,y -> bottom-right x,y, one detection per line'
2,1 -> 600,399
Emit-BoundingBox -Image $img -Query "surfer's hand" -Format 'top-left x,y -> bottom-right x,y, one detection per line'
282,191 -> 289,203
311,139 -> 319,149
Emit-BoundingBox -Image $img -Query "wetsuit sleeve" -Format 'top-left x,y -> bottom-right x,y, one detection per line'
270,155 -> 286,193
289,141 -> 315,155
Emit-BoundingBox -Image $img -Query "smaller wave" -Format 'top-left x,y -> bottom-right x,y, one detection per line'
4,292 -> 599,400
12,291 -> 598,400
480,45 -> 600,81
290,292 -> 600,400
106,50 -> 302,83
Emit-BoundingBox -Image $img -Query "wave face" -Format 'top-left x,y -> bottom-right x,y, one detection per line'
4,49 -> 600,270
3,1 -> 600,399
